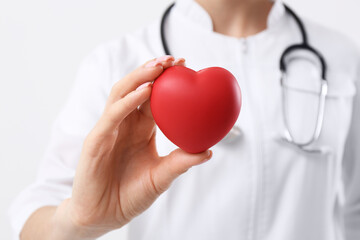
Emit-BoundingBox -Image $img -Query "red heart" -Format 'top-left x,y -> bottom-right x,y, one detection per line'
150,66 -> 241,153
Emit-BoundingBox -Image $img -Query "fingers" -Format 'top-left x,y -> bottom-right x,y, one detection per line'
150,148 -> 212,194
164,148 -> 212,175
94,82 -> 153,135
138,57 -> 186,118
107,56 -> 174,105
174,57 -> 186,67
96,56 -> 186,136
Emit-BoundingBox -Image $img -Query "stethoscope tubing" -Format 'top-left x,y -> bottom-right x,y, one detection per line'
159,2 -> 328,150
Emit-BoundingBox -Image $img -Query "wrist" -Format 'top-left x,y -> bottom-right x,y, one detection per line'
52,199 -> 97,240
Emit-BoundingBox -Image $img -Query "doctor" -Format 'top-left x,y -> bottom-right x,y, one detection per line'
9,0 -> 360,239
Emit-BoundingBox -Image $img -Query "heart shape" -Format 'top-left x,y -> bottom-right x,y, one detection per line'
150,66 -> 242,153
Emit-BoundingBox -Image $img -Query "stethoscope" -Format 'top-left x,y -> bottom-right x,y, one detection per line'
160,2 -> 328,151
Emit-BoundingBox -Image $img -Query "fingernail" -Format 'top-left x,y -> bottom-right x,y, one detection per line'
204,150 -> 212,160
145,60 -> 163,68
175,58 -> 185,63
136,82 -> 152,91
156,55 -> 174,62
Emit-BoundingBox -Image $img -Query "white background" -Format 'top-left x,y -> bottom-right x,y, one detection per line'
1,0 -> 359,239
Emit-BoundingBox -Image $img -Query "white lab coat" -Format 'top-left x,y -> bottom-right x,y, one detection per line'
9,0 -> 360,239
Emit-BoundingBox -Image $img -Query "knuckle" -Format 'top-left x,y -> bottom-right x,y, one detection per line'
121,96 -> 135,112
168,153 -> 190,176
176,167 -> 189,176
83,120 -> 117,148
148,170 -> 167,196
83,131 -> 97,146
104,106 -> 118,123
103,103 -> 125,126
110,82 -> 121,95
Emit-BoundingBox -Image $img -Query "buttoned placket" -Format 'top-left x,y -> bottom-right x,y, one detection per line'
170,1 -> 286,239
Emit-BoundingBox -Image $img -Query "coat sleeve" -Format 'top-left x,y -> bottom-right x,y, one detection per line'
343,53 -> 360,240
7,43 -> 114,240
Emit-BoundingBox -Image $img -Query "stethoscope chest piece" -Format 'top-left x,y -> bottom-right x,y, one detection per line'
221,125 -> 243,144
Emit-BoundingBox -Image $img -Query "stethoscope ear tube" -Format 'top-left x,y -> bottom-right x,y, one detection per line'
283,4 -> 308,44
160,2 -> 175,56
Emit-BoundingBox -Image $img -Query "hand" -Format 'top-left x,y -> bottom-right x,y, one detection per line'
54,56 -> 213,239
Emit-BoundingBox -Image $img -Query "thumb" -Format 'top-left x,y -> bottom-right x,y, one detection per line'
151,148 -> 212,194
